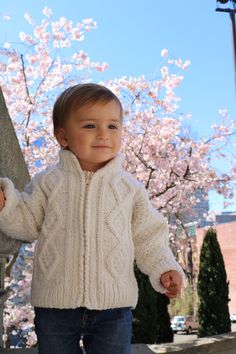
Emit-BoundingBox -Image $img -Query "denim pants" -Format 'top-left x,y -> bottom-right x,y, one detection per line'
34,306 -> 133,354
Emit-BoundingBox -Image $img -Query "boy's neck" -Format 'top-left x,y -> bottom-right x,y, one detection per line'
78,157 -> 115,172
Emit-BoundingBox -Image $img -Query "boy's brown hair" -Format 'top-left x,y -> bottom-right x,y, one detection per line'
52,83 -> 123,135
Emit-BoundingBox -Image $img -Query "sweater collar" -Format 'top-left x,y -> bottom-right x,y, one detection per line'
58,149 -> 124,177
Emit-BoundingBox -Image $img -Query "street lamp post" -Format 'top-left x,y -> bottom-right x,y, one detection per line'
216,0 -> 236,94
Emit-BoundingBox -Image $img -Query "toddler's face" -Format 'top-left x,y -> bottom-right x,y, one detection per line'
56,99 -> 122,171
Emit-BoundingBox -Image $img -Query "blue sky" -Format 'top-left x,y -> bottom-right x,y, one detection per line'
1,0 -> 236,212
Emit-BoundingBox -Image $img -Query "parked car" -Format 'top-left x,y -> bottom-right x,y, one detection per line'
230,314 -> 236,323
171,315 -> 198,334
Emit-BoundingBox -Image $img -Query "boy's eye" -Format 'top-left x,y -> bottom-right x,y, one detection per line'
83,124 -> 96,129
108,124 -> 118,129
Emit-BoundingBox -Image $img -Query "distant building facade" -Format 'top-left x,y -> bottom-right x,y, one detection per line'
197,217 -> 236,315
215,211 -> 236,224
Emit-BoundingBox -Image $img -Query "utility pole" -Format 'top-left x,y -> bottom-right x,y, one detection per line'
216,0 -> 236,95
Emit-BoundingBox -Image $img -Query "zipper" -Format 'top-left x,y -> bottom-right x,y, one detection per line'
82,171 -> 94,305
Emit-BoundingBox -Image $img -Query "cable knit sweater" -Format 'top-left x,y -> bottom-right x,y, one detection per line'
0,149 -> 183,310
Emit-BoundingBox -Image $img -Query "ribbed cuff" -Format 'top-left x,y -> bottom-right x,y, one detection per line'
149,257 -> 184,293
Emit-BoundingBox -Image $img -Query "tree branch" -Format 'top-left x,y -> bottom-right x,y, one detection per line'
20,54 -> 33,128
157,193 -> 177,211
151,182 -> 176,199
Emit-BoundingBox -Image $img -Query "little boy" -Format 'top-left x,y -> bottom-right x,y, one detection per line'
0,83 -> 183,354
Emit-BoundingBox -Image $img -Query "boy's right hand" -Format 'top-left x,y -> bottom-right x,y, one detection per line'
0,188 -> 6,211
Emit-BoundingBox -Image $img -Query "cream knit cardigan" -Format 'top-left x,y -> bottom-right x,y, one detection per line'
0,149 -> 183,310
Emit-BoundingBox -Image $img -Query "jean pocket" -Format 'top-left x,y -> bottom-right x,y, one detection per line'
34,307 -> 75,334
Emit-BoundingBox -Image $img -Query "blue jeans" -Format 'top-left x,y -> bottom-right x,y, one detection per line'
34,306 -> 133,354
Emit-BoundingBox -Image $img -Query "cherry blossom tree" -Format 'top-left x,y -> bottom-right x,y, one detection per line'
107,73 -> 236,223
0,7 -> 236,347
0,6 -> 108,175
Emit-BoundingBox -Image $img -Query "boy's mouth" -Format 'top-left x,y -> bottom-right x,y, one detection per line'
92,145 -> 111,148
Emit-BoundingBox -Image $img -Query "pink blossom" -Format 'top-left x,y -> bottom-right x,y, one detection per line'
59,17 -> 67,27
71,28 -> 83,40
24,12 -> 35,26
42,6 -> 53,18
160,65 -> 168,78
94,62 -> 109,72
19,32 -> 27,41
83,18 -> 94,25
161,49 -> 168,57
182,60 -> 191,70
53,32 -> 64,41
26,55 -> 38,65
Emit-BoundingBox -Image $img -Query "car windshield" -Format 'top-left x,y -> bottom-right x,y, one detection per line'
172,316 -> 185,322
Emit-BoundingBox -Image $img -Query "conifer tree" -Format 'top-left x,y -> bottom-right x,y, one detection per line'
197,228 -> 231,337
132,264 -> 173,344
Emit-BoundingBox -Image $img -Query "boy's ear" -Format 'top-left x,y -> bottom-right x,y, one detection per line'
55,128 -> 68,148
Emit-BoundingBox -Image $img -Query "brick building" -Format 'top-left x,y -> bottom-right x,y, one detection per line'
196,219 -> 236,315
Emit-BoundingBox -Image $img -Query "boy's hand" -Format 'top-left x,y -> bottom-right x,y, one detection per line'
160,270 -> 182,298
0,188 -> 6,211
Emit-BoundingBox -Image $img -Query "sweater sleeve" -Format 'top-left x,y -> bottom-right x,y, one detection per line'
132,185 -> 184,293
0,174 -> 46,242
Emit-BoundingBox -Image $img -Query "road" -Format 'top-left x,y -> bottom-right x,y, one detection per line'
174,323 -> 236,344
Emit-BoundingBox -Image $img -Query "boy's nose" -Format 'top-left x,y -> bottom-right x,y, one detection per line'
97,129 -> 108,140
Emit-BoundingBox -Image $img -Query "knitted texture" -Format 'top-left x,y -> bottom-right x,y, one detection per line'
0,149 -> 183,309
